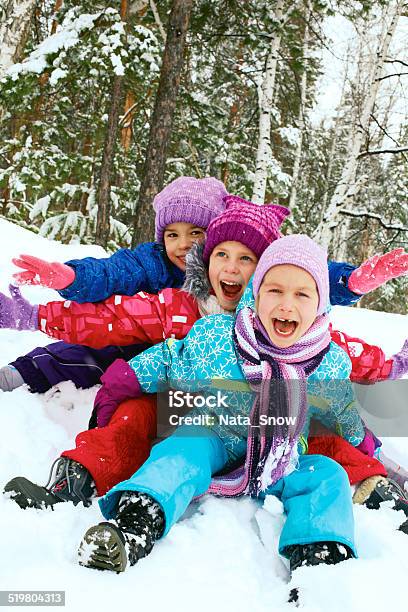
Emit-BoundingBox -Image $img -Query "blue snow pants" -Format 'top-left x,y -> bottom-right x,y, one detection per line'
99,425 -> 356,556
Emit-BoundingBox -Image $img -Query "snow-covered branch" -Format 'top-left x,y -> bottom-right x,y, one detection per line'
339,209 -> 408,232
358,146 -> 408,157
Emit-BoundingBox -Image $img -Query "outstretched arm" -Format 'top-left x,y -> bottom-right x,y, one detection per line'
328,248 -> 408,307
12,243 -> 171,303
37,288 -> 199,349
348,248 -> 408,295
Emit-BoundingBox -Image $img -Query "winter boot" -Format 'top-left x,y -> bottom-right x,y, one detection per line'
353,475 -> 408,519
78,492 -> 165,573
376,449 -> 408,493
3,457 -> 96,510
0,365 -> 24,392
3,477 -> 62,510
286,541 -> 354,604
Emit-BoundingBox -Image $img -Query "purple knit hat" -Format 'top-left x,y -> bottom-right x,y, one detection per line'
252,234 -> 329,316
153,176 -> 227,242
202,195 -> 290,263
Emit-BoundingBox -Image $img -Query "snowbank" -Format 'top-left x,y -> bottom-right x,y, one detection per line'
0,220 -> 407,611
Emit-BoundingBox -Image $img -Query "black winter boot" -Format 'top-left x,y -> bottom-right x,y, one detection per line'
4,477 -> 62,510
78,492 -> 165,573
286,541 -> 354,604
353,475 -> 408,536
3,458 -> 96,510
363,477 -> 408,516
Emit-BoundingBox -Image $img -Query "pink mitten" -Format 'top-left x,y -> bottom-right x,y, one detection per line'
356,430 -> 375,457
348,248 -> 408,295
12,254 -> 75,290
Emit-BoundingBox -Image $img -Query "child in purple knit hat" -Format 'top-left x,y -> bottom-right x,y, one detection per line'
0,176 -> 228,395
153,176 -> 227,243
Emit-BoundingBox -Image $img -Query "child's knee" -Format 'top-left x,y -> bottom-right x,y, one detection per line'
151,426 -> 227,474
311,454 -> 349,488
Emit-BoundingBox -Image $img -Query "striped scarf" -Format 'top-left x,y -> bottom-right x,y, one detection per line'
207,306 -> 331,497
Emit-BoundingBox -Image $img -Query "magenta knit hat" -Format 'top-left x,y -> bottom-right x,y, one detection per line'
202,195 -> 290,263
252,235 -> 329,316
153,176 -> 227,242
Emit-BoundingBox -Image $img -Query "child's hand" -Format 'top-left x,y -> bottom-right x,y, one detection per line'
389,339 -> 408,380
356,430 -> 376,457
12,254 -> 75,290
0,285 -> 38,331
94,359 -> 142,427
348,248 -> 408,295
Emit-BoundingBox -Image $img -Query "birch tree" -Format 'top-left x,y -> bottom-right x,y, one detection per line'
313,0 -> 406,248
0,0 -> 37,80
251,0 -> 301,204
288,2 -> 311,212
251,0 -> 285,204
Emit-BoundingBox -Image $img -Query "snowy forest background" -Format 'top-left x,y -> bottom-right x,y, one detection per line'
0,0 -> 407,314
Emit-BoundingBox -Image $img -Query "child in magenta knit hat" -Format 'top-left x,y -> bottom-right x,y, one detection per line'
3,197 -> 290,510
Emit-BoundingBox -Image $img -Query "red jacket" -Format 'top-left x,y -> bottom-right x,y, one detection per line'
38,288 -> 200,349
38,289 -> 392,384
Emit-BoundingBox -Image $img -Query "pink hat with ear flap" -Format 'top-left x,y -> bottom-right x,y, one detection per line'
252,234 -> 330,316
202,195 -> 290,263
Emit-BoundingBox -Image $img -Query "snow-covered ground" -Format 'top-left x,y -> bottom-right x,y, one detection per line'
0,219 -> 407,611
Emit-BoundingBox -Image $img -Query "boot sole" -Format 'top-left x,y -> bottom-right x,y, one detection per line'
3,477 -> 61,510
78,522 -> 127,573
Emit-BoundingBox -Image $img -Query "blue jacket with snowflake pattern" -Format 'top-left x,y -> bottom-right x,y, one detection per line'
127,281 -> 365,465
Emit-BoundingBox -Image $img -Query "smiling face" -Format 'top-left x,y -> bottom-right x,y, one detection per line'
256,264 -> 319,348
208,241 -> 258,311
164,222 -> 206,271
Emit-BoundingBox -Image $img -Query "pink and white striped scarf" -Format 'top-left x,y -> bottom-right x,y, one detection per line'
207,306 -> 331,497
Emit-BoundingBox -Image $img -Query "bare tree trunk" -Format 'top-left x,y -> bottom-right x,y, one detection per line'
251,0 -> 302,204
313,0 -> 404,248
251,0 -> 285,204
131,0 -> 194,246
317,52 -> 352,234
95,0 -> 128,247
0,0 -> 37,79
288,3 -> 311,211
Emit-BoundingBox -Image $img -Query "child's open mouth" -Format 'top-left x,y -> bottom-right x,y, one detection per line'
220,280 -> 242,301
272,318 -> 298,337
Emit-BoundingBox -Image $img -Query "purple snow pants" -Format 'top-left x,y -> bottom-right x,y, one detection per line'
10,341 -> 150,394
